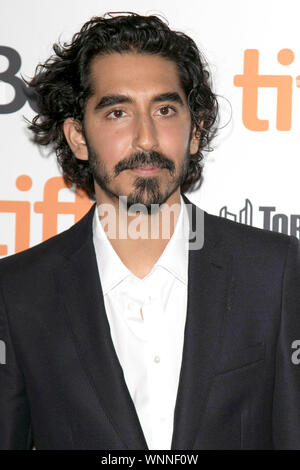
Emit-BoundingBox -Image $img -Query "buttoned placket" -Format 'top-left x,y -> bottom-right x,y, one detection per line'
141,272 -> 173,448
122,272 -> 172,438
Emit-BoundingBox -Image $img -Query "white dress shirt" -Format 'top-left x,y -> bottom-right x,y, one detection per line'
92,195 -> 190,450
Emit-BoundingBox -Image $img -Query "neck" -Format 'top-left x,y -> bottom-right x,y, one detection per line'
94,185 -> 182,278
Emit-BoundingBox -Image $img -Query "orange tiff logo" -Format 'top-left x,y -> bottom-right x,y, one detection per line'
0,175 -> 93,257
234,49 -> 300,131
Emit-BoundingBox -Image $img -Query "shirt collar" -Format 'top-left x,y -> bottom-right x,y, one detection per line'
92,194 -> 189,295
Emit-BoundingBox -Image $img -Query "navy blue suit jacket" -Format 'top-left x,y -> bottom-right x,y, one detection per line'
0,194 -> 300,449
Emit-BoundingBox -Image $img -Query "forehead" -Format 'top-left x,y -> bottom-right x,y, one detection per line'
88,52 -> 185,99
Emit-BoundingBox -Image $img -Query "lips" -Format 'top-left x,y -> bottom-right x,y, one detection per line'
130,166 -> 162,174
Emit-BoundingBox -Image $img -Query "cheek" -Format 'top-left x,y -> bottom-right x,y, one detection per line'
90,125 -> 133,167
158,122 -> 191,156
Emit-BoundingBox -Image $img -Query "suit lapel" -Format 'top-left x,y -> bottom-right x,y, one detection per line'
171,196 -> 233,449
55,204 -> 148,450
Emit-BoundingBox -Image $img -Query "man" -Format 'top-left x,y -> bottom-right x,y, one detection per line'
0,13 -> 300,450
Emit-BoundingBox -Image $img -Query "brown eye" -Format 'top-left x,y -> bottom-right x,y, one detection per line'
160,106 -> 170,115
107,109 -> 126,119
112,110 -> 124,118
157,106 -> 176,116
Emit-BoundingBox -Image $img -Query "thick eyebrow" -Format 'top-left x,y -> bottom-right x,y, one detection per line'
94,92 -> 184,111
94,95 -> 133,111
152,92 -> 184,106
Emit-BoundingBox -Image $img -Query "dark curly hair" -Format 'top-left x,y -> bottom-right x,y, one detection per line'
26,12 -> 219,199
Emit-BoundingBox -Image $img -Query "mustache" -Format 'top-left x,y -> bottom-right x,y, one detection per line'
114,151 -> 175,176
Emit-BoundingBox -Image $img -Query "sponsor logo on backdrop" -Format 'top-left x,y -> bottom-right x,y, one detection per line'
0,175 -> 92,256
234,48 -> 300,131
220,199 -> 300,238
0,46 -> 37,113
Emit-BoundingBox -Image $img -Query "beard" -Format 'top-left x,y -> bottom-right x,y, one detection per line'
85,138 -> 189,214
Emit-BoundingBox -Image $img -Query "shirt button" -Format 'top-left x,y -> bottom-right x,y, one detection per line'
128,303 -> 135,311
160,416 -> 167,422
154,355 -> 160,363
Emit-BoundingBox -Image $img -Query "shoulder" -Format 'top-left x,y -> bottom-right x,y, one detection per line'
182,193 -> 295,259
0,203 -> 96,280
204,210 -> 299,262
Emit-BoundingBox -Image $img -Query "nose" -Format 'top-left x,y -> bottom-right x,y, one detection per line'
132,114 -> 159,152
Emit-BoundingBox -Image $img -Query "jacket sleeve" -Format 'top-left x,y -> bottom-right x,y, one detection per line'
272,235 -> 300,449
0,282 -> 33,449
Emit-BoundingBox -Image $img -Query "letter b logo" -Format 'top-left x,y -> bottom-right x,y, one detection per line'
0,46 -> 38,114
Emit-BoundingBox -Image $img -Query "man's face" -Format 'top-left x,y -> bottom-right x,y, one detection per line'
82,52 -> 198,209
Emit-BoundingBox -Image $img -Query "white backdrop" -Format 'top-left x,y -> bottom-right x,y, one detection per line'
1,0 -> 300,257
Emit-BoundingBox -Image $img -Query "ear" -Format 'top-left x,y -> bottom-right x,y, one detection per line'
189,123 -> 202,155
63,118 -> 88,161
